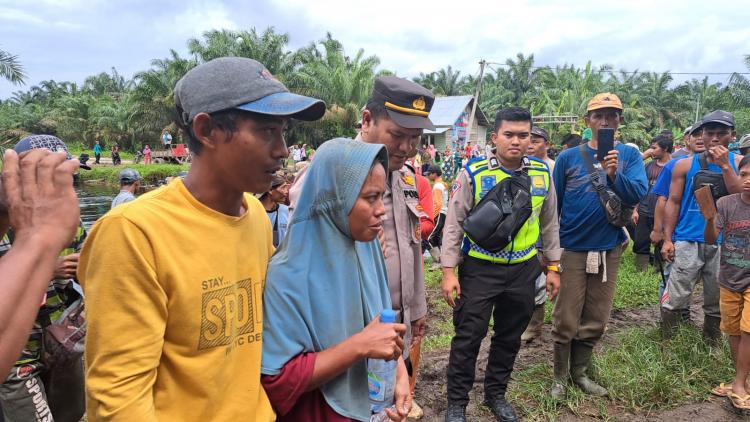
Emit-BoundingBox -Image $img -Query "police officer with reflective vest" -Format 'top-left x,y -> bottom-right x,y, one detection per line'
441,107 -> 562,422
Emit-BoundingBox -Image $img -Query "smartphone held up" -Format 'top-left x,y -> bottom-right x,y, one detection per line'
596,128 -> 615,161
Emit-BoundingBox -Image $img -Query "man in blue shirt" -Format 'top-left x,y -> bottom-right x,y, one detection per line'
550,93 -> 647,400
661,110 -> 742,342
649,126 -> 704,304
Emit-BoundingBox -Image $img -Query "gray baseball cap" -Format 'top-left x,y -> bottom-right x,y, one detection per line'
119,168 -> 141,183
174,57 -> 326,125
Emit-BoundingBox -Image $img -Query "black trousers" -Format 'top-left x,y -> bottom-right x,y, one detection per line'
428,213 -> 446,248
447,255 -> 540,404
633,214 -> 654,256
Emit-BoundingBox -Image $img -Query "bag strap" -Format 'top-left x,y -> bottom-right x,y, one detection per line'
698,152 -> 709,170
578,144 -> 606,191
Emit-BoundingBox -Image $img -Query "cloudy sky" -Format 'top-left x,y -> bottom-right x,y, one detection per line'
1,0 -> 749,99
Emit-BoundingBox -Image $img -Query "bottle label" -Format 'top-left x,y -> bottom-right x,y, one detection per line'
368,371 -> 385,401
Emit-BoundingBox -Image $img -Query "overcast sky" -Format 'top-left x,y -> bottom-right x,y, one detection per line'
1,0 -> 749,99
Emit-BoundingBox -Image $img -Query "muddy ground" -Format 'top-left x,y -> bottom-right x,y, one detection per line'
412,289 -> 746,421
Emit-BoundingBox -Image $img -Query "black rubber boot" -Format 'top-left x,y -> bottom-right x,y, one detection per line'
570,341 -> 608,397
702,315 -> 722,346
551,342 -> 570,400
661,308 -> 682,340
521,304 -> 545,342
635,253 -> 650,272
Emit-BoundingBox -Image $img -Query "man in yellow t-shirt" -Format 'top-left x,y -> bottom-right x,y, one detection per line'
78,57 -> 325,421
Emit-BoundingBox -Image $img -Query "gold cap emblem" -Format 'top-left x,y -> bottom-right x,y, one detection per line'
412,96 -> 426,111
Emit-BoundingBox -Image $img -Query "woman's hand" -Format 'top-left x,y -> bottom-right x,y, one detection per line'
354,315 -> 406,361
385,358 -> 411,421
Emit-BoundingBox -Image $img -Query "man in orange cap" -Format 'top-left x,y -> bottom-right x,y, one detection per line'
549,93 -> 647,400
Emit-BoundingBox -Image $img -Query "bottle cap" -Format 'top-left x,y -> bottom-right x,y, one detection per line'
380,309 -> 397,323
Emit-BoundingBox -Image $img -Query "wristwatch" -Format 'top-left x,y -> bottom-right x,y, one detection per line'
547,264 -> 562,273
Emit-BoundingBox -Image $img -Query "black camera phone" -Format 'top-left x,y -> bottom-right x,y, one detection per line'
596,128 -> 615,161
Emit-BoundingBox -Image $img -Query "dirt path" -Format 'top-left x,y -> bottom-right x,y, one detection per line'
413,292 -> 744,421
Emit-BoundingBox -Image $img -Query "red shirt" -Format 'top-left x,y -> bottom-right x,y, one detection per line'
415,173 -> 435,239
261,353 -> 354,422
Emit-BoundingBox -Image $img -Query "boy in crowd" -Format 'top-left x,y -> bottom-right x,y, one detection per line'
703,155 -> 750,409
632,135 -> 672,272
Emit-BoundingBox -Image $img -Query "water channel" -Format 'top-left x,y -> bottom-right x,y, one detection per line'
76,183 -> 120,230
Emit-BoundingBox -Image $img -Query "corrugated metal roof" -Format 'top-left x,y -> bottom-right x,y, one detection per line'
423,127 -> 451,135
428,95 -> 489,127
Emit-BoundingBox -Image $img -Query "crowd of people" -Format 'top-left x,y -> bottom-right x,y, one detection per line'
0,55 -> 749,422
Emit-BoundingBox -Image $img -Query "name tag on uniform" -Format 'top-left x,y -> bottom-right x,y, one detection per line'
480,175 -> 496,195
531,175 -> 547,196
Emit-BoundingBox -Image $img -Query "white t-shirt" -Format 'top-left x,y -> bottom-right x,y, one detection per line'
433,182 -> 449,214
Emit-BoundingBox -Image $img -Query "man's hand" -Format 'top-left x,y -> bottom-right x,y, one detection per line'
632,208 -> 639,226
707,145 -> 730,170
441,268 -> 461,307
661,240 -> 675,263
410,317 -> 426,346
1,149 -> 79,251
601,149 -> 619,181
546,270 -> 561,301
53,253 -> 80,279
385,358 -> 411,421
650,229 -> 663,245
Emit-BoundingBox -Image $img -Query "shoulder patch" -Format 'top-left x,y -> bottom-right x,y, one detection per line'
451,180 -> 462,195
401,175 -> 415,186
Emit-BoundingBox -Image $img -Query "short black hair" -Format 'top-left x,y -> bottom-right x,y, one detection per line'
494,107 -> 532,132
651,134 -> 674,153
364,99 -> 389,123
175,108 -> 270,155
561,133 -> 582,148
739,154 -> 750,171
426,165 -> 442,176
659,129 -> 674,140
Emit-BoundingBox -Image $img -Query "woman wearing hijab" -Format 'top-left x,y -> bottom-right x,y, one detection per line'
261,138 -> 411,421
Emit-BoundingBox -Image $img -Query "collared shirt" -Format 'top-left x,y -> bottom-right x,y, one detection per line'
442,156 -> 562,267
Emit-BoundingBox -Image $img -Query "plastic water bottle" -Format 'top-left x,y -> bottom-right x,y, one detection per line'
368,309 -> 398,414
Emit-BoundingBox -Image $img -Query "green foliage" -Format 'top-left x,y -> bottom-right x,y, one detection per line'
1,29 -> 748,153
0,48 -> 26,85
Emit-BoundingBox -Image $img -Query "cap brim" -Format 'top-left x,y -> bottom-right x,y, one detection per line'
79,163 -> 92,170
385,109 -> 435,130
699,119 -> 734,128
236,92 -> 326,121
586,105 -> 623,112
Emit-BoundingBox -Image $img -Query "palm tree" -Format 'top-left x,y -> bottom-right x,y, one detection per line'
729,55 -> 750,107
414,66 -> 468,96
0,49 -> 26,85
130,49 -> 197,140
289,32 -> 381,108
187,27 -> 299,81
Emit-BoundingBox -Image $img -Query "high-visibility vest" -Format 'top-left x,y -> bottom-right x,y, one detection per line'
461,156 -> 550,264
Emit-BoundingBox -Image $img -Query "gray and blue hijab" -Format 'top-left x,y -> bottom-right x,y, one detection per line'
262,138 -> 391,421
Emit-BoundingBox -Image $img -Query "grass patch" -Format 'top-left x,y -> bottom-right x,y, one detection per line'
425,248 -> 658,334
613,248 -> 660,310
507,325 -> 733,420
69,143 -> 135,161
79,163 -> 189,185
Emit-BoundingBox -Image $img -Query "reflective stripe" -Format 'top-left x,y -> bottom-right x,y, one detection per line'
468,243 -> 537,262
